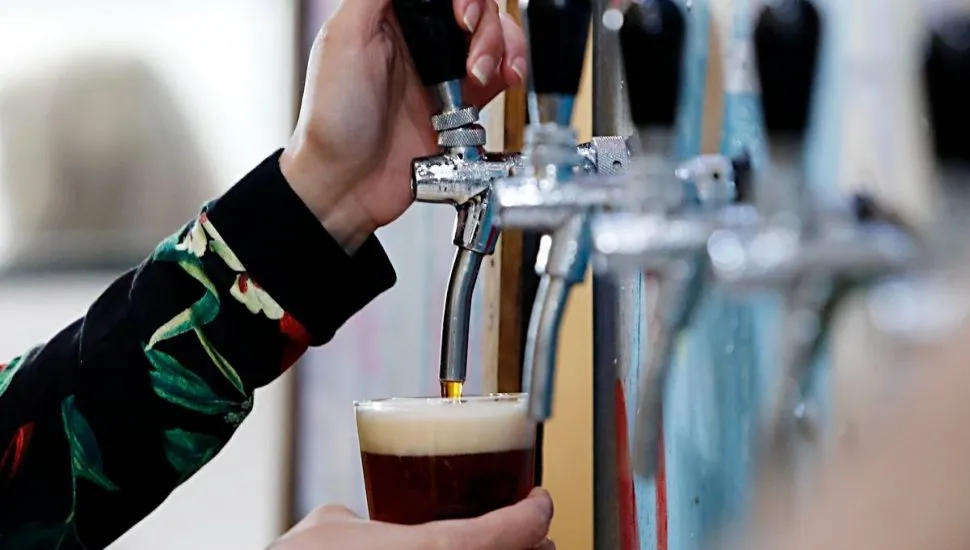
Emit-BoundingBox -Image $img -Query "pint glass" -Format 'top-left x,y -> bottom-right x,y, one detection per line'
355,393 -> 536,524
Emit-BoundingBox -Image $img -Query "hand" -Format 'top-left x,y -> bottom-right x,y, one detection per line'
280,0 -> 526,252
270,488 -> 555,550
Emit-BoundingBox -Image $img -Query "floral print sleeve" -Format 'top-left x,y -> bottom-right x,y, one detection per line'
0,151 -> 397,550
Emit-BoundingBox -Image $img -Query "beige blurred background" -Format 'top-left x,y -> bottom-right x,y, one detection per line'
0,1 -> 296,549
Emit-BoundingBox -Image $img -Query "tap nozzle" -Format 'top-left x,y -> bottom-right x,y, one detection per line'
493,124 -> 608,421
590,154 -> 748,478
612,0 -> 695,478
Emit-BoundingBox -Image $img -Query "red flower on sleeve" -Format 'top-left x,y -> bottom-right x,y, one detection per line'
0,422 -> 35,483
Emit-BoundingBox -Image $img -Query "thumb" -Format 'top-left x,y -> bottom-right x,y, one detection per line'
289,504 -> 362,535
426,488 -> 555,550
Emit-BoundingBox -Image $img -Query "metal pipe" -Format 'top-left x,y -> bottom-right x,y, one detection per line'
524,276 -> 569,411
439,248 -> 485,390
592,0 -> 636,547
633,256 -> 708,477
760,275 -> 832,474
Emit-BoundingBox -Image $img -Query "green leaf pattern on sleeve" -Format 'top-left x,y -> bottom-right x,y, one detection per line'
0,208 -> 312,548
144,347 -> 240,416
62,396 -> 118,494
0,354 -> 26,399
163,429 -> 224,483
4,397 -> 123,548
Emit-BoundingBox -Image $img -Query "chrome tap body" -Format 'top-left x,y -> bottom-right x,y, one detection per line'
493,124 -> 631,420
397,0 -> 607,389
706,0 -> 918,482
590,154 -> 754,477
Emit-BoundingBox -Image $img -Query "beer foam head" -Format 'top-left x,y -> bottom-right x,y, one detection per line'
355,394 -> 535,456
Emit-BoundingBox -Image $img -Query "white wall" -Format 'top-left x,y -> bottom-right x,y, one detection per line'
0,1 -> 297,549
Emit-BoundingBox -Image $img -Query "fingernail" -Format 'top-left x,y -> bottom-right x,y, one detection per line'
472,55 -> 496,85
511,57 -> 527,84
463,2 -> 481,31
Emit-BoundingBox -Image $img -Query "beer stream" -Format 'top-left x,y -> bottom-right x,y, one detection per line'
440,380 -> 464,399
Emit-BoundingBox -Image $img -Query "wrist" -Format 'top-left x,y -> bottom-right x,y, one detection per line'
280,138 -> 377,254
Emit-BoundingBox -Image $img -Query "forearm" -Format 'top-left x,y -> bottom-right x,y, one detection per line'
0,151 -> 396,549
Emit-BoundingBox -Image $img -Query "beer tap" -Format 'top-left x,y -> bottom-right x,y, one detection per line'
491,0 -> 624,421
587,0 -> 762,479
393,0 -> 504,398
924,14 -> 970,262
703,0 -> 918,481
393,0 -> 630,398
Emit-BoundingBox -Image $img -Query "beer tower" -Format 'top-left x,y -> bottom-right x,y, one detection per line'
491,0 -> 631,421
586,0 -> 918,544
706,0 -> 916,490
496,1 -> 753,546
391,0 -> 628,398
590,0 -> 757,480
849,9 -> 970,434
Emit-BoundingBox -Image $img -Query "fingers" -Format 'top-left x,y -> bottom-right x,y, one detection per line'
429,488 -> 554,550
534,540 -> 557,550
306,504 -> 362,523
497,12 -> 528,85
454,0 -> 484,34
464,11 -> 528,107
284,504 -> 362,538
465,0 -> 504,86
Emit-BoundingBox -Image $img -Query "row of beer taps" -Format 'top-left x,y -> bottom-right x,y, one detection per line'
394,0 -> 970,521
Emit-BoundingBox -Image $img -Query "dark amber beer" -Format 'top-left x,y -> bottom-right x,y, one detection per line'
355,394 -> 536,524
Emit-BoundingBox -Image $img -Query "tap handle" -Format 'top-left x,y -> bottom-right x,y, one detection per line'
732,150 -> 753,203
526,0 -> 592,96
619,0 -> 687,129
924,18 -> 970,164
393,0 -> 470,86
753,0 -> 822,137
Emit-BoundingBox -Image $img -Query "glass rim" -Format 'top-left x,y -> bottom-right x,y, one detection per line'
353,392 -> 526,410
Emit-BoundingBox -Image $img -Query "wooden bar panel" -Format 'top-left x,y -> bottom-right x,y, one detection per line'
494,0 -> 529,394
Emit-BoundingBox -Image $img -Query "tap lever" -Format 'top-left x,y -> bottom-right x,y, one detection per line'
924,17 -> 970,165
619,0 -> 687,130
753,0 -> 822,137
524,0 -> 592,97
731,150 -> 754,203
393,0 -> 470,88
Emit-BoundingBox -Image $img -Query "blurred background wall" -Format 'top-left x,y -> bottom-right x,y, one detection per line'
0,1 -> 297,549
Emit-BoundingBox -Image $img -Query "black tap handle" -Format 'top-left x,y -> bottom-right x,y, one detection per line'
753,0 -> 822,136
619,0 -> 687,129
393,0 -> 470,86
732,150 -> 753,203
924,19 -> 970,164
527,0 -> 592,96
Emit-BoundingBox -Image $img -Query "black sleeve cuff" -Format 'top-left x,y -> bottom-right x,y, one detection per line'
206,149 -> 397,345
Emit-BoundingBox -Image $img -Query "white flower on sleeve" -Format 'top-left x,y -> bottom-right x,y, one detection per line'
200,213 -> 246,272
175,218 -> 208,257
230,274 -> 284,320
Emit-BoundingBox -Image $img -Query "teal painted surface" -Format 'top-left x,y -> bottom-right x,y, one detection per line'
625,0 -> 845,548
666,0 -> 766,547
